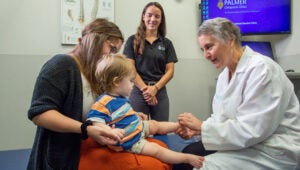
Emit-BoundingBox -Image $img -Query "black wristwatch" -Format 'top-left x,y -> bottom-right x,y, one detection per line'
80,120 -> 93,140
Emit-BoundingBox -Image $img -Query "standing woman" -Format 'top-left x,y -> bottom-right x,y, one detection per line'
124,2 -> 178,121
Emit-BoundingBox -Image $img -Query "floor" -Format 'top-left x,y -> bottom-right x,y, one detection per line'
0,149 -> 31,170
0,134 -> 195,170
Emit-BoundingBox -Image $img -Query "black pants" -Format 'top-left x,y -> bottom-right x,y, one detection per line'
129,86 -> 169,121
173,141 -> 217,170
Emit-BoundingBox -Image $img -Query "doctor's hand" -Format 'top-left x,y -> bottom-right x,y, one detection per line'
178,112 -> 202,133
176,125 -> 197,140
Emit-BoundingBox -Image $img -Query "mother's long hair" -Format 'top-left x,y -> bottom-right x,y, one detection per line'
71,18 -> 124,96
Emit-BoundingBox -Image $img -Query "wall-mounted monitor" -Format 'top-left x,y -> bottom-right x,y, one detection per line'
286,72 -> 300,101
200,0 -> 291,35
241,41 -> 275,60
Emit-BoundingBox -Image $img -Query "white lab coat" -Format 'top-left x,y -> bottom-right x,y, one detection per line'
197,46 -> 300,170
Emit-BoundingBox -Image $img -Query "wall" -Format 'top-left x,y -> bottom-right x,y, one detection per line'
0,0 -> 299,150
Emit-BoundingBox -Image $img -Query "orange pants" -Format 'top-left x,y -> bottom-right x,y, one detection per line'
79,137 -> 172,170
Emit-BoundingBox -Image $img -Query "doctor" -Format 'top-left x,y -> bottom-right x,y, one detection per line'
176,17 -> 300,170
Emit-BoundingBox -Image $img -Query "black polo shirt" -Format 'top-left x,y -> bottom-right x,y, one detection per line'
123,35 -> 178,82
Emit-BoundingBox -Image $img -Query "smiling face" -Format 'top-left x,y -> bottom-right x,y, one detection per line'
142,5 -> 162,32
198,34 -> 232,69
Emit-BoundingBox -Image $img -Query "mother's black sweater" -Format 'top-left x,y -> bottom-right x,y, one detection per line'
28,54 -> 83,170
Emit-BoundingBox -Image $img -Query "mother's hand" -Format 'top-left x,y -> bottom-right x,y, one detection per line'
88,123 -> 125,145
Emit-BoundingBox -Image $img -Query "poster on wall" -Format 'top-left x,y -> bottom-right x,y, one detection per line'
61,0 -> 114,45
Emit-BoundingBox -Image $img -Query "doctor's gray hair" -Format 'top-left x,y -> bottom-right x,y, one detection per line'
198,17 -> 241,45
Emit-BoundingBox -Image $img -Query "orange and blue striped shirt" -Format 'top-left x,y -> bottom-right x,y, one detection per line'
87,93 -> 144,151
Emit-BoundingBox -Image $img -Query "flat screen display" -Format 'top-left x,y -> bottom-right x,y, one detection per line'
201,0 -> 291,35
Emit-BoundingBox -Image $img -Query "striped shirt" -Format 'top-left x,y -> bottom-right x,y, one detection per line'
87,93 -> 143,151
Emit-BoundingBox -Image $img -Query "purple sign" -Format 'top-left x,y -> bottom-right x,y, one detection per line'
201,0 -> 291,35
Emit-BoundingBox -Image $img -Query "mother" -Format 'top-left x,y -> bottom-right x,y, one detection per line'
27,18 -> 170,170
